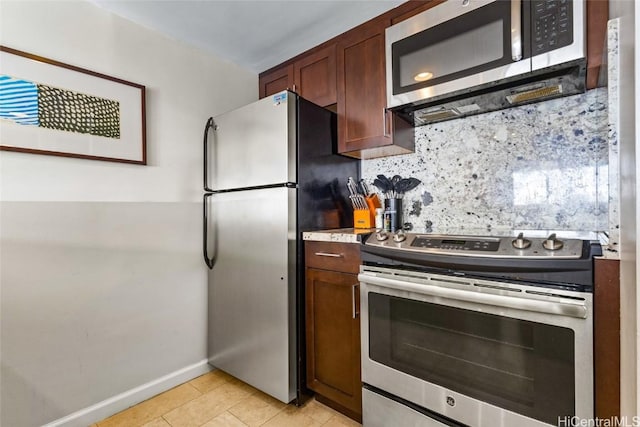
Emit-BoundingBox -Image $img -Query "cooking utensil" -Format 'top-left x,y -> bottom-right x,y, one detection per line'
359,195 -> 367,209
348,195 -> 357,209
395,178 -> 419,196
373,178 -> 387,193
376,175 -> 392,192
350,194 -> 369,210
401,177 -> 421,196
359,179 -> 371,196
347,177 -> 360,197
372,174 -> 422,198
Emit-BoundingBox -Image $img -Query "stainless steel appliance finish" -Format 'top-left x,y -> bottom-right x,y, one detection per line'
359,232 -> 601,427
365,232 -> 584,259
363,388 -> 448,427
205,93 -> 296,192
203,91 -> 358,404
206,187 -> 297,403
385,0 -> 586,125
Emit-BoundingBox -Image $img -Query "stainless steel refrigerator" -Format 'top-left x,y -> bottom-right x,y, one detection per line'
202,91 -> 358,404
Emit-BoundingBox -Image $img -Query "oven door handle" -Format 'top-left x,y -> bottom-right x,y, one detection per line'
358,273 -> 587,319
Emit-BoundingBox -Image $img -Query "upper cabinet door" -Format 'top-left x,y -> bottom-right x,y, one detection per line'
293,45 -> 337,107
260,46 -> 337,107
336,20 -> 391,155
259,65 -> 294,99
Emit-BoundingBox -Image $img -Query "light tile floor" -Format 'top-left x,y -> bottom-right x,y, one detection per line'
93,370 -> 361,427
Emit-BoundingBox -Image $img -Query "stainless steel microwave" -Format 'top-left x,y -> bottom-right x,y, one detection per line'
385,0 -> 586,115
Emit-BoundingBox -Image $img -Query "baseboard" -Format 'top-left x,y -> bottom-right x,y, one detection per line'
42,359 -> 212,427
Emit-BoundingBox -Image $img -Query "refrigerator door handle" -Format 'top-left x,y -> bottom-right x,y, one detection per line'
203,117 -> 215,192
203,193 -> 216,269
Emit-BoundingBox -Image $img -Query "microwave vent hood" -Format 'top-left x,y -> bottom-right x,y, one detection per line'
393,59 -> 587,127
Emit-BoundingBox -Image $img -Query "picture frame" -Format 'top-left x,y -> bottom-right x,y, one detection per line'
0,46 -> 146,164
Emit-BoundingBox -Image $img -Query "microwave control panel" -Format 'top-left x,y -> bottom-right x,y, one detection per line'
532,0 -> 574,56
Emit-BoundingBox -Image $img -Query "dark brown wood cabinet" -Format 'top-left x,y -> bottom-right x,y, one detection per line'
259,45 -> 336,107
294,45 -> 337,107
336,19 -> 414,159
594,257 -> 620,420
260,0 -> 608,156
259,64 -> 293,99
586,0 -> 609,89
336,20 -> 386,155
305,240 -> 362,421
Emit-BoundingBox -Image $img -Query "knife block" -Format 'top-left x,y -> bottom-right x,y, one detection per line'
354,209 -> 374,229
365,194 -> 382,212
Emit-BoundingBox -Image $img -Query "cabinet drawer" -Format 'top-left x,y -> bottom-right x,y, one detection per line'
305,241 -> 361,274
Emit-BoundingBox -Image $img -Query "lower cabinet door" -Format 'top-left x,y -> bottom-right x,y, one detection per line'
305,267 -> 362,420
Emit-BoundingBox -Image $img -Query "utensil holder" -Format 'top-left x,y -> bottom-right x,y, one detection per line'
384,198 -> 402,232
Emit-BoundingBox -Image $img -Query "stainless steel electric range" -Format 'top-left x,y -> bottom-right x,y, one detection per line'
358,231 -> 602,427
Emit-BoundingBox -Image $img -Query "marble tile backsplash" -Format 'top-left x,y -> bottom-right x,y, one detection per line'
362,87 -> 609,234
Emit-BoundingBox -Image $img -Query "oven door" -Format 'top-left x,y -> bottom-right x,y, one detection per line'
386,0 -> 532,108
359,266 -> 593,427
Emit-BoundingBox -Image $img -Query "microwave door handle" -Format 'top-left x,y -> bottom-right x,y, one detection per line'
203,193 -> 216,269
358,273 -> 587,319
203,117 -> 215,192
511,0 -> 522,61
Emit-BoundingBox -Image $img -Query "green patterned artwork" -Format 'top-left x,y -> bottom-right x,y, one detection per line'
37,84 -> 120,138
1,74 -> 120,139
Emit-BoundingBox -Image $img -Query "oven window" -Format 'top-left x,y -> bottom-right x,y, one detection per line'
368,293 -> 575,425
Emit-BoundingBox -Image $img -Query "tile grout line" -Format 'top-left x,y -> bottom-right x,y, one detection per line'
161,414 -> 174,427
226,411 -> 250,427
160,375 -> 231,427
254,399 -> 286,427
97,371 -> 362,427
150,382 -> 203,427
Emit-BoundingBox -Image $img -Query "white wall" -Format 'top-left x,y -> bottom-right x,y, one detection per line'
610,0 -> 638,418
0,1 -> 257,426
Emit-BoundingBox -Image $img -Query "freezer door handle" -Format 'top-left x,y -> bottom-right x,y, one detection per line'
203,117 -> 215,192
203,193 -> 215,269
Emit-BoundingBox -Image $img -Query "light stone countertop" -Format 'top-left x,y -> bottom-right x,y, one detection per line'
597,232 -> 620,260
302,228 -> 374,244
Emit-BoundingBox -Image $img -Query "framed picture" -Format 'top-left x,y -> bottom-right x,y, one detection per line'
0,46 -> 146,164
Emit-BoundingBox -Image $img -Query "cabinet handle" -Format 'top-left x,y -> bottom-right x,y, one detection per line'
352,284 -> 360,319
293,84 -> 297,93
314,252 -> 343,258
383,108 -> 389,137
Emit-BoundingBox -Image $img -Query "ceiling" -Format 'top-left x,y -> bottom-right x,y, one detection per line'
90,0 -> 405,73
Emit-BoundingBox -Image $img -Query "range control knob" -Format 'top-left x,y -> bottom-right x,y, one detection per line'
375,231 -> 389,241
542,233 -> 564,251
393,230 -> 407,243
511,232 -> 531,249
